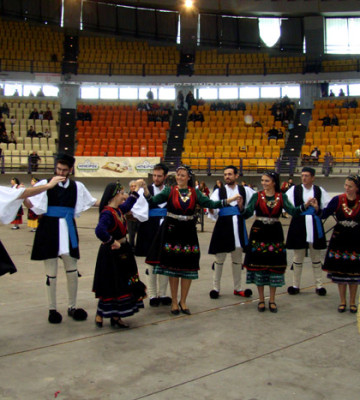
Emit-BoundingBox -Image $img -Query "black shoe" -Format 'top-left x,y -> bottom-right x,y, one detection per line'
171,309 -> 180,315
68,307 -> 88,321
257,301 -> 266,312
48,310 -> 62,324
179,302 -> 191,315
287,286 -> 300,295
269,302 -> 278,313
315,287 -> 327,296
95,316 -> 103,328
159,296 -> 172,306
350,305 -> 358,313
209,290 -> 219,299
149,297 -> 160,307
338,304 -> 347,313
110,317 -> 129,329
234,289 -> 253,298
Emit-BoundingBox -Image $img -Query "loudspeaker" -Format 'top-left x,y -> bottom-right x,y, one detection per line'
58,109 -> 76,155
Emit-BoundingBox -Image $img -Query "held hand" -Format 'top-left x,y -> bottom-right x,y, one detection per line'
236,195 -> 244,210
47,176 -> 66,188
134,179 -> 145,192
111,240 -> 121,250
227,193 -> 241,204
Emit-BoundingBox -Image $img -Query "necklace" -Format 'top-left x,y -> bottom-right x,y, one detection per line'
177,187 -> 191,203
260,191 -> 281,208
341,196 -> 360,217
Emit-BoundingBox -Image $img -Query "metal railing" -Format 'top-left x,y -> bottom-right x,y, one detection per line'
0,154 -> 55,174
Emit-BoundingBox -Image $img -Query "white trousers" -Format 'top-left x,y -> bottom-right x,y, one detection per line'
213,248 -> 243,292
292,246 -> 323,289
147,264 -> 169,299
44,255 -> 78,310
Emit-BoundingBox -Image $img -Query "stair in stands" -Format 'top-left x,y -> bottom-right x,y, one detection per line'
164,109 -> 188,170
279,109 -> 312,175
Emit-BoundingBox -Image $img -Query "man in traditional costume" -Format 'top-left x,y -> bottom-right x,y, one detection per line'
286,167 -> 331,296
134,163 -> 172,307
208,165 -> 255,299
0,177 -> 65,277
27,154 -> 99,324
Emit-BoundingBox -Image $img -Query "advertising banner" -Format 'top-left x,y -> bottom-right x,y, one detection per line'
75,157 -> 161,177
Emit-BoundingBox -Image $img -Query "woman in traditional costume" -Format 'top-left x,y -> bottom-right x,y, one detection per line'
92,181 -> 146,329
240,171 -> 314,313
143,165 -> 241,315
320,175 -> 360,313
27,177 -> 39,232
10,177 -> 23,230
0,176 -> 65,276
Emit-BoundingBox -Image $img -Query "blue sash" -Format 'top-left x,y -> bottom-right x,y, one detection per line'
301,206 -> 323,239
149,208 -> 167,217
219,206 -> 248,246
45,206 -> 78,248
219,207 -> 241,217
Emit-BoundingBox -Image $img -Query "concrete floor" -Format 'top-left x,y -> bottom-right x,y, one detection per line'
0,208 -> 359,400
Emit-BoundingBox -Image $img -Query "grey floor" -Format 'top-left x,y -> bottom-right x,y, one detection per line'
0,209 -> 359,400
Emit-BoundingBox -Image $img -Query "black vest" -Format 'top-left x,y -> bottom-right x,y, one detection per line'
218,184 -> 246,203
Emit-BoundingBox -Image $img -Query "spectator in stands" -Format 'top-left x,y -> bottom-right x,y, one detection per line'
10,115 -> 17,129
0,86 -> 4,96
1,103 -> 10,118
13,89 -> 19,96
321,114 -> 331,127
329,90 -> 335,97
185,91 -> 195,110
27,126 -> 37,138
0,131 -> 9,143
267,125 -> 279,140
146,90 -> 154,100
39,110 -> 44,121
323,152 -> 334,176
339,88 -> 345,97
330,113 -> 339,126
29,91 -> 35,97
37,88 -> 45,97
283,104 -> 294,124
44,128 -> 51,138
349,99 -> 358,108
8,131 -> 17,144
310,146 -> 321,162
177,90 -> 185,109
0,117 -> 5,133
281,177 -> 294,193
274,107 -> 283,122
29,108 -> 39,120
29,151 -> 41,172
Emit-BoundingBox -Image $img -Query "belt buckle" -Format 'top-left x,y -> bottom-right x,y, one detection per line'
178,215 -> 187,221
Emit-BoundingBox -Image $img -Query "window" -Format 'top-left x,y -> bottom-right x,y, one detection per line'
349,84 -> 360,96
43,85 -> 59,97
281,85 -> 300,98
259,18 -> 281,48
159,87 -> 175,100
119,87 -> 138,100
198,87 -> 218,100
139,88 -> 158,100
261,86 -> 281,99
219,87 -> 239,100
240,86 -> 259,99
329,84 -> 348,97
100,87 -> 118,99
23,85 -> 41,97
325,18 -> 360,54
81,87 -> 99,99
4,84 -> 23,96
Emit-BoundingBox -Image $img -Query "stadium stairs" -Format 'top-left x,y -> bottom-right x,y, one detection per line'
279,109 -> 312,175
164,109 -> 188,171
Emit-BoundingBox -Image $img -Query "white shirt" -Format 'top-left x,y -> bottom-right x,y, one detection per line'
209,184 -> 255,248
286,184 -> 331,243
0,186 -> 25,224
131,184 -> 166,223
30,179 -> 97,256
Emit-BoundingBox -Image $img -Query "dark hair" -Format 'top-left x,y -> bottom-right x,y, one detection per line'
263,171 -> 280,192
154,162 -> 169,175
346,175 -> 360,193
55,153 -> 75,168
99,181 -> 124,213
12,177 -> 20,185
176,165 -> 194,187
224,165 -> 238,175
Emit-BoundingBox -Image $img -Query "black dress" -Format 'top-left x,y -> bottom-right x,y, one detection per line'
92,196 -> 146,319
322,194 -> 360,284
